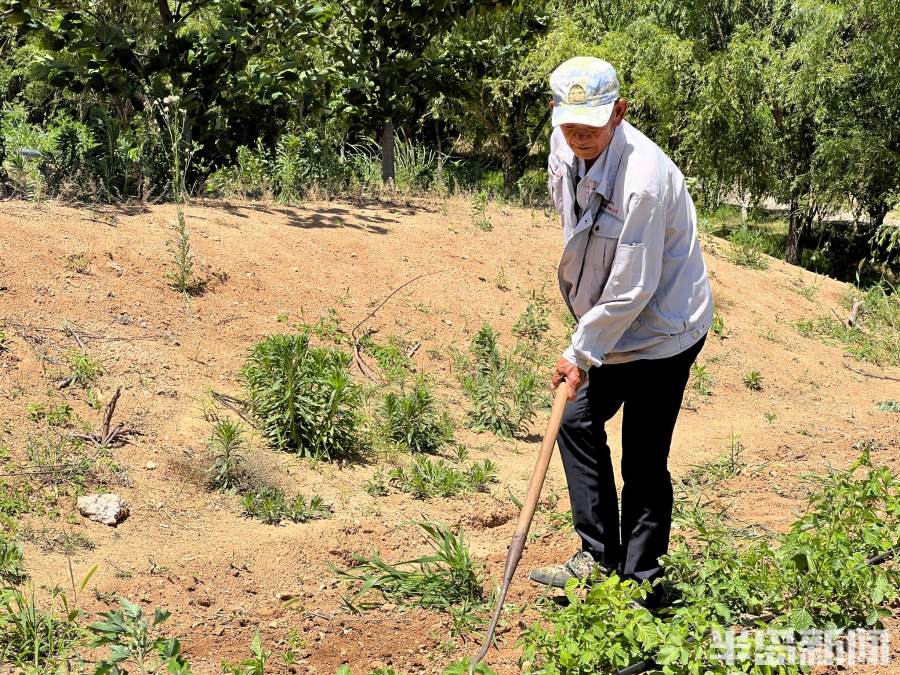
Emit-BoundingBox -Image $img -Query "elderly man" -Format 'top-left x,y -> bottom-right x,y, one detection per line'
528,57 -> 714,606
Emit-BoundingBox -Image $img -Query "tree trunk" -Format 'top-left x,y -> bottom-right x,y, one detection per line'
785,196 -> 806,266
381,119 -> 394,187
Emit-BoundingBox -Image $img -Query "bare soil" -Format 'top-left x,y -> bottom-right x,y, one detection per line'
0,196 -> 898,674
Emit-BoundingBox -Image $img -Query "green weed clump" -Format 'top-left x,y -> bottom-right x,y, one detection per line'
241,486 -> 332,525
512,297 -> 550,344
457,325 -> 541,437
380,383 -> 452,454
360,334 -> 414,383
522,447 -> 900,673
0,586 -> 83,670
877,399 -> 900,412
90,598 -> 191,674
796,284 -> 899,366
336,522 -> 484,617
0,536 -> 26,586
64,349 -> 103,387
388,456 -> 496,499
742,369 -> 763,390
205,418 -> 252,492
242,332 -> 361,459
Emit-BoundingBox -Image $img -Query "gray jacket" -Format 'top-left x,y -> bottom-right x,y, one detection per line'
550,121 -> 713,369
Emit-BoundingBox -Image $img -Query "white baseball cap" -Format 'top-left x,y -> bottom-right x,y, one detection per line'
550,57 -> 619,128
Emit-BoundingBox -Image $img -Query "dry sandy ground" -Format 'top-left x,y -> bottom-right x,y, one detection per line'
0,196 -> 898,674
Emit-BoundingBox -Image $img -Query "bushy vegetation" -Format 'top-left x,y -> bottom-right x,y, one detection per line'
242,332 -> 361,459
388,455 -> 497,499
241,487 -> 332,525
379,382 -> 453,454
456,324 -> 542,437
521,447 -> 900,673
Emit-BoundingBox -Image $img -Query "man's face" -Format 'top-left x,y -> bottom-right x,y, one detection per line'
559,99 -> 628,160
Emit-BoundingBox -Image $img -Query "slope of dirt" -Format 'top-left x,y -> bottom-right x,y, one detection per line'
0,196 -> 898,674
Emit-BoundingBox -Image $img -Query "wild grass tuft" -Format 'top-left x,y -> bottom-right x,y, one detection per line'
457,324 -> 541,437
64,349 -> 103,387
388,456 -> 496,499
242,332 -> 361,459
742,369 -> 763,391
206,418 -> 252,492
0,536 -> 26,586
336,522 -> 484,616
512,296 -> 550,344
380,382 -> 452,454
690,363 -> 712,396
241,487 -> 332,525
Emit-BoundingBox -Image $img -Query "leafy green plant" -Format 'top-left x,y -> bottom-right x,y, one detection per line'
877,399 -> 900,412
380,382 -> 452,454
241,486 -> 332,525
457,325 -> 541,437
0,587 -> 83,670
365,469 -> 389,497
206,419 -> 250,492
742,369 -> 763,391
690,363 -> 712,396
710,312 -> 725,338
388,456 -> 496,499
336,522 -> 484,615
360,334 -> 414,383
471,190 -> 491,231
512,296 -> 550,344
89,597 -> 192,674
65,349 -> 103,387
0,536 -> 26,586
223,631 -> 270,675
242,332 -> 361,459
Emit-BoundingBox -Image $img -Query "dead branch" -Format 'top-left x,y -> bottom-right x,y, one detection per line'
64,319 -> 87,351
406,341 -> 421,359
350,270 -> 442,380
845,300 -> 864,327
73,387 -> 140,447
211,391 -> 259,428
841,357 -> 900,382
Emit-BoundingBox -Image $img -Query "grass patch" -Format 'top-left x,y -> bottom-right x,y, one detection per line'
388,455 -> 496,499
0,587 -> 83,670
379,382 -> 452,454
64,349 -> 103,387
0,536 -> 26,586
241,487 -> 332,525
679,432 -> 745,490
336,522 -> 485,619
242,332 -> 361,459
360,334 -> 414,383
795,284 -> 899,366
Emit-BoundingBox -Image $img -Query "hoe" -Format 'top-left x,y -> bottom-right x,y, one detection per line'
473,385 -> 569,664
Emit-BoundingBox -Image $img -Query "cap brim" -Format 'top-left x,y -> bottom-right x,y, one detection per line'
552,102 -> 614,128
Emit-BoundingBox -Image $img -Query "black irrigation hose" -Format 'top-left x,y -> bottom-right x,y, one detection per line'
611,546 -> 898,675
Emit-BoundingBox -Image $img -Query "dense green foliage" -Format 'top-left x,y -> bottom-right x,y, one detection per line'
2,0 -> 898,276
380,382 -> 453,454
241,332 -> 361,459
521,447 -> 900,673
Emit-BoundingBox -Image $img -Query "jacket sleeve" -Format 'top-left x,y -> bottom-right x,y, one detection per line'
563,191 -> 665,370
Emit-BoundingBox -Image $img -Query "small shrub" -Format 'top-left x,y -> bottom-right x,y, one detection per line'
690,363 -> 712,396
64,349 -> 103,387
710,312 -> 725,337
90,598 -> 191,674
166,209 -> 203,295
242,333 -> 361,459
361,334 -> 414,383
512,297 -> 550,344
471,191 -> 491,231
742,369 -> 763,391
365,469 -> 389,497
241,486 -> 332,525
458,325 -> 541,437
380,383 -> 452,454
389,456 -> 496,499
64,252 -> 90,274
206,419 -> 250,492
0,587 -> 83,669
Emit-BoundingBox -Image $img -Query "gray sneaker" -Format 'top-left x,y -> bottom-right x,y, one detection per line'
529,551 -> 608,588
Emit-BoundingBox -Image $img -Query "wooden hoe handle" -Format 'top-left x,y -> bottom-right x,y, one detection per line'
472,385 -> 569,664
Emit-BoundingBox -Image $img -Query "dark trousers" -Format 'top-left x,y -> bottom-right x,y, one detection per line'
557,335 -> 706,584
